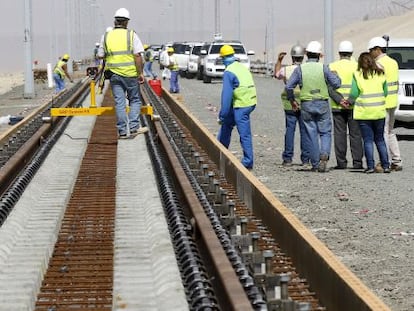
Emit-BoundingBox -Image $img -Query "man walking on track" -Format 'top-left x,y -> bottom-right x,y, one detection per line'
98,7 -> 148,139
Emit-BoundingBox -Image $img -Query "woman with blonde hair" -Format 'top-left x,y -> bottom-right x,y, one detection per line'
349,52 -> 390,173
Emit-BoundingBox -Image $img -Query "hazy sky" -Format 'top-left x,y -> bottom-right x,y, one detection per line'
0,0 -> 403,72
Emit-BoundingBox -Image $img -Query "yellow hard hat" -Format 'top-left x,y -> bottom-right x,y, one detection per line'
220,45 -> 235,57
167,47 -> 174,53
144,44 -> 149,50
62,54 -> 70,60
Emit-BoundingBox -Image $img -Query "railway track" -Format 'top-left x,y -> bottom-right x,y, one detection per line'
0,75 -> 391,310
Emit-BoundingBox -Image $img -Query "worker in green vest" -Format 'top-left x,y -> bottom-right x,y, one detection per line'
285,41 -> 341,172
217,44 -> 257,170
274,44 -> 310,167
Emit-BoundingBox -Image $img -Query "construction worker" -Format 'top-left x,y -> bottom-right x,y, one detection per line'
368,36 -> 402,171
328,40 -> 364,170
217,44 -> 257,170
143,44 -> 157,78
160,44 -> 172,80
167,47 -> 179,93
53,54 -> 73,93
274,44 -> 310,167
98,7 -> 148,139
285,41 -> 341,172
349,52 -> 390,173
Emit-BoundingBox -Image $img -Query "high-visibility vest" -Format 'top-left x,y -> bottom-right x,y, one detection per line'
299,62 -> 329,101
144,49 -> 154,62
168,55 -> 179,71
377,55 -> 399,109
104,28 -> 137,77
281,65 -> 300,110
329,58 -> 357,110
226,61 -> 257,108
353,71 -> 386,120
54,60 -> 66,78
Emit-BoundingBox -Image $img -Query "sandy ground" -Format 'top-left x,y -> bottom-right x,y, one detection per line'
0,72 -> 24,96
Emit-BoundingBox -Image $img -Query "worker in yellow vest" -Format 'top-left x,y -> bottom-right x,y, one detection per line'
329,41 -> 363,170
166,47 -> 179,93
53,54 -> 73,93
368,36 -> 402,171
349,52 -> 390,174
98,8 -> 148,139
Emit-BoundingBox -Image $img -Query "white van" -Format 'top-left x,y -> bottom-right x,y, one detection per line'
387,38 -> 414,123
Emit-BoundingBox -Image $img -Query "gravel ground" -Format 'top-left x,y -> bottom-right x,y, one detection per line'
173,73 -> 414,311
2,73 -> 412,310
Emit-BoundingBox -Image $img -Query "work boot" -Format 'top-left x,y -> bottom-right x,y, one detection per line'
318,154 -> 329,173
391,163 -> 402,171
374,162 -> 384,173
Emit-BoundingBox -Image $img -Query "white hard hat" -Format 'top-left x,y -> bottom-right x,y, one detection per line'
367,37 -> 387,50
114,8 -> 130,20
338,40 -> 353,53
306,41 -> 322,54
95,42 -> 100,46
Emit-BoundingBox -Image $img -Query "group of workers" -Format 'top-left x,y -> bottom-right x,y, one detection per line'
50,7 -> 403,174
274,38 -> 402,173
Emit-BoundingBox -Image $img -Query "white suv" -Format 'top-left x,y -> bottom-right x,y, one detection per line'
199,40 -> 255,83
386,38 -> 414,123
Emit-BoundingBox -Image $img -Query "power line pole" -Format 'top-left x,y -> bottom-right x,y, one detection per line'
23,0 -> 35,98
215,0 -> 221,37
324,0 -> 333,64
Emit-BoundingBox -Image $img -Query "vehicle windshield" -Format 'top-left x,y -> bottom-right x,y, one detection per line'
387,47 -> 414,69
210,44 -> 246,54
192,46 -> 202,55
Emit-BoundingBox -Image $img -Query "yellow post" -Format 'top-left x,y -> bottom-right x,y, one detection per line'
90,80 -> 96,108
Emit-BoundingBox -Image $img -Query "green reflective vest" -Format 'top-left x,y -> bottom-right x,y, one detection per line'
353,71 -> 386,120
377,55 -> 399,109
226,62 -> 257,108
104,29 -> 137,77
54,60 -> 66,78
329,58 -> 357,110
299,62 -> 329,101
281,65 -> 300,110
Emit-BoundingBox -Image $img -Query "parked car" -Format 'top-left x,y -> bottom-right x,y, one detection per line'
186,42 -> 204,79
149,44 -> 162,60
197,40 -> 255,83
386,38 -> 414,123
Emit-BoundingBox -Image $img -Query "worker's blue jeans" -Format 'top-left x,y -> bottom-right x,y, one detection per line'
282,110 -> 310,164
300,100 -> 332,168
217,105 -> 256,169
110,73 -> 142,136
53,73 -> 65,92
358,119 -> 389,170
170,70 -> 179,93
144,61 -> 156,78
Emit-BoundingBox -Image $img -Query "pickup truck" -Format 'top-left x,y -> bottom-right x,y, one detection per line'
386,38 -> 414,123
